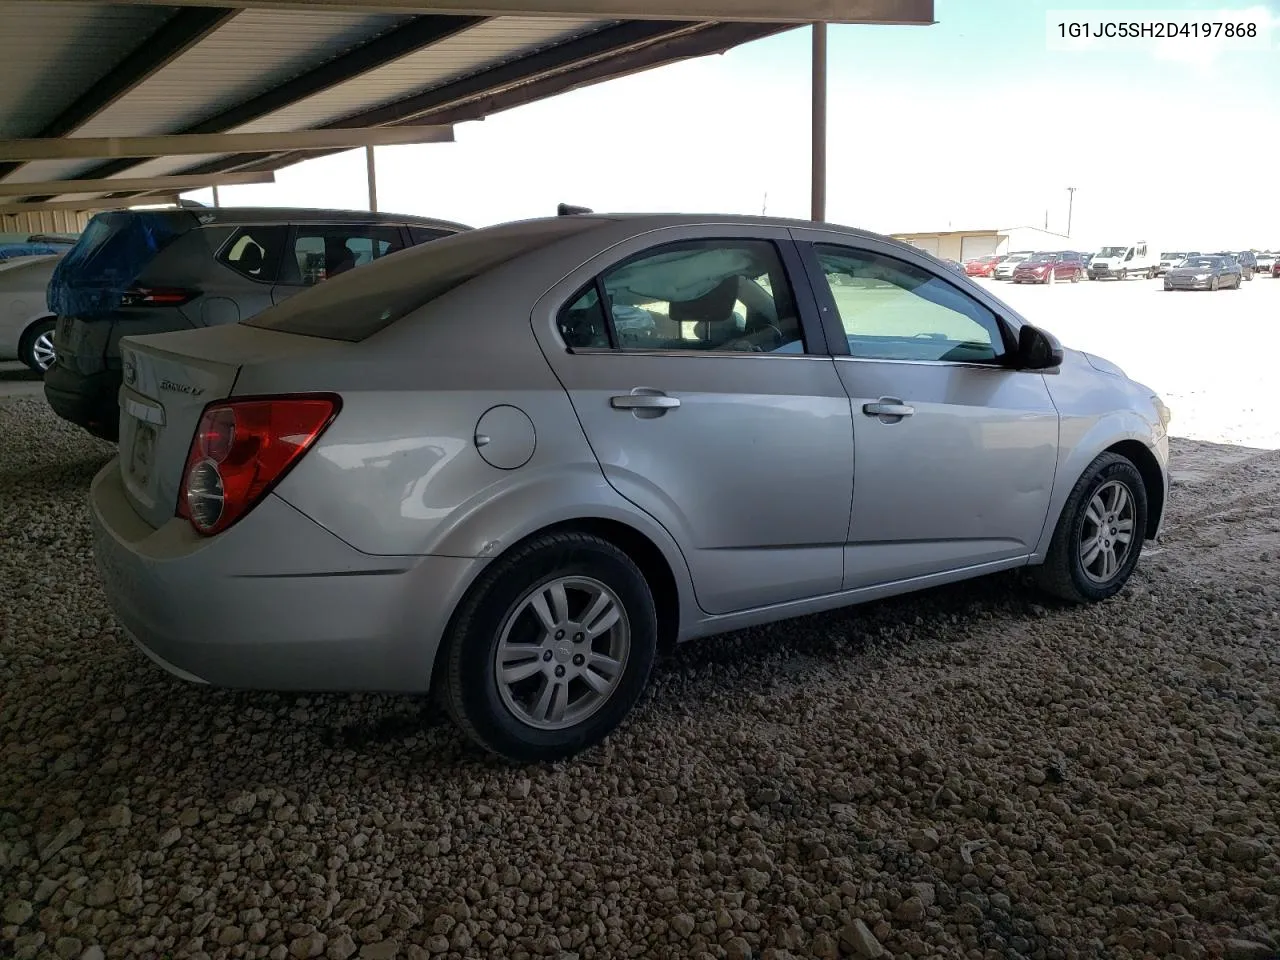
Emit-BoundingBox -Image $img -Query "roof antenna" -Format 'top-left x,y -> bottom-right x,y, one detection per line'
557,203 -> 592,216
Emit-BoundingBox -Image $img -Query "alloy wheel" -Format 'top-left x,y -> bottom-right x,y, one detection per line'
1079,480 -> 1136,584
31,331 -> 56,371
493,575 -> 631,730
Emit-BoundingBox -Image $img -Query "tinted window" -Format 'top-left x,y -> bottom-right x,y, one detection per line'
278,224 -> 405,286
245,218 -> 600,342
815,244 -> 1006,363
409,226 -> 454,245
217,225 -> 287,283
558,284 -> 612,350
597,240 -> 805,354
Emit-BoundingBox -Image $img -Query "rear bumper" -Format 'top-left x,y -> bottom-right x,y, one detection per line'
90,459 -> 486,693
44,364 -> 121,441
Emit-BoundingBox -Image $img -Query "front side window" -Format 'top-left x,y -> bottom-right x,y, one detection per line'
593,240 -> 805,354
217,225 -> 287,283
279,224 -> 405,286
814,244 -> 1006,364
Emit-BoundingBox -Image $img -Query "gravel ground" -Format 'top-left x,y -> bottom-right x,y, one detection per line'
1,395 -> 1278,960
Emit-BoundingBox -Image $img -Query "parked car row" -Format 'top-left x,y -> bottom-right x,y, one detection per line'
962,246 -> 1276,287
966,250 -> 1089,283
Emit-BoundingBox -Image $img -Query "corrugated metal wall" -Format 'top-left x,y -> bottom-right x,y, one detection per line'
0,209 -> 90,235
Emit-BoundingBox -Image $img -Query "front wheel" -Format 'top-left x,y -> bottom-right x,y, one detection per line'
18,317 -> 57,373
441,532 -> 658,763
1211,276 -> 1220,291
1118,268 -> 1128,281
1071,269 -> 1080,283
1033,453 -> 1148,603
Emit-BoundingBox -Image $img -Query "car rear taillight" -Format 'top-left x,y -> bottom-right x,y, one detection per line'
120,286 -> 198,307
176,395 -> 341,536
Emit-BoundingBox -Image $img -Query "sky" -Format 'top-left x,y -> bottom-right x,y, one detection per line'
186,0 -> 1280,250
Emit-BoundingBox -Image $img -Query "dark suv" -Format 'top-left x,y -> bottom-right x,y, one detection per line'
1211,251 -> 1256,280
46,207 -> 468,440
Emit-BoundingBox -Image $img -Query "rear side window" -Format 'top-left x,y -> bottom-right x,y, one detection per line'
409,226 -> 455,245
244,217 -> 602,342
217,225 -> 287,283
278,224 -> 406,287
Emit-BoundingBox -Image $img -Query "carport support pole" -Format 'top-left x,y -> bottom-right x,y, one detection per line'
211,185 -> 220,208
366,145 -> 378,213
811,22 -> 827,222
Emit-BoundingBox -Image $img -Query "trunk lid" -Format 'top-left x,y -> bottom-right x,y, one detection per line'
116,323 -> 345,529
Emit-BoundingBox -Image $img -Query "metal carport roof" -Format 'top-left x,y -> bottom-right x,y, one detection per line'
0,0 -> 932,217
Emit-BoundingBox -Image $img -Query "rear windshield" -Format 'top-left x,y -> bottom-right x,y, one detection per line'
47,210 -> 196,317
244,217 -> 602,342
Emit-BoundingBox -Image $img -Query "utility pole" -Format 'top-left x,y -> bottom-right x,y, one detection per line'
761,191 -> 768,216
1066,186 -> 1076,237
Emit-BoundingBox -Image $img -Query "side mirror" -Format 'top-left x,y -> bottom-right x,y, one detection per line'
1015,323 -> 1064,370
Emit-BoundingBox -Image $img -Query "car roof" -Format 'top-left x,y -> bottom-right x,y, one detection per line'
181,206 -> 471,232
490,211 -> 932,253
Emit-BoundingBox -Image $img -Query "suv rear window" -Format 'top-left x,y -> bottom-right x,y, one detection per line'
243,217 -> 602,342
47,210 -> 196,317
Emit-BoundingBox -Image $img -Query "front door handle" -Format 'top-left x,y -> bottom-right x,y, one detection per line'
611,392 -> 680,410
863,399 -> 915,419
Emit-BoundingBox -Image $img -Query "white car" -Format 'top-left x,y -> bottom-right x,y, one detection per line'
1256,252 -> 1277,274
992,252 -> 1034,280
0,254 -> 62,371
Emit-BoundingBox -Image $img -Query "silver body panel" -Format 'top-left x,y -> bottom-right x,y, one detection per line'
0,255 -> 60,360
89,214 -> 1171,693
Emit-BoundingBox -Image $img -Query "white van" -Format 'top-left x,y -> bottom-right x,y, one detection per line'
1089,242 -> 1161,280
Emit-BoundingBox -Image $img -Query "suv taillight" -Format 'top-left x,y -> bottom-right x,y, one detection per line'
120,286 -> 198,307
176,395 -> 341,536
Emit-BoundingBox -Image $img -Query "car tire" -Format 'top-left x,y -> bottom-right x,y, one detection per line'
1211,276 -> 1219,291
18,317 -> 57,373
1118,268 -> 1127,281
1033,452 -> 1148,604
441,531 -> 658,763
1071,269 -> 1080,283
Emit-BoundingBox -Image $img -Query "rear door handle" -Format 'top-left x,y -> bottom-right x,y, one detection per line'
863,399 -> 915,418
611,393 -> 680,410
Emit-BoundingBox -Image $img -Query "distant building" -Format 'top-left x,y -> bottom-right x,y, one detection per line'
890,226 -> 1080,261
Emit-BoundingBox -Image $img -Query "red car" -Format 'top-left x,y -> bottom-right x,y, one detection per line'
1012,251 -> 1085,284
964,255 -> 1002,277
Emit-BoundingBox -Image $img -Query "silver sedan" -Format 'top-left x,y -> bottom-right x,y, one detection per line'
90,213 -> 1171,762
0,254 -> 61,371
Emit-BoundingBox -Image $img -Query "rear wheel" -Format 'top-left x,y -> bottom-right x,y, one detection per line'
18,318 -> 56,373
441,532 -> 658,763
1033,452 -> 1147,603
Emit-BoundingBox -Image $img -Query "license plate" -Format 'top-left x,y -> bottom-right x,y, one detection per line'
129,423 -> 157,488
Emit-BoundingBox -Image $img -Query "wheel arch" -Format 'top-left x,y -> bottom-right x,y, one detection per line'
1105,438 -> 1165,539
429,515 -> 685,695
